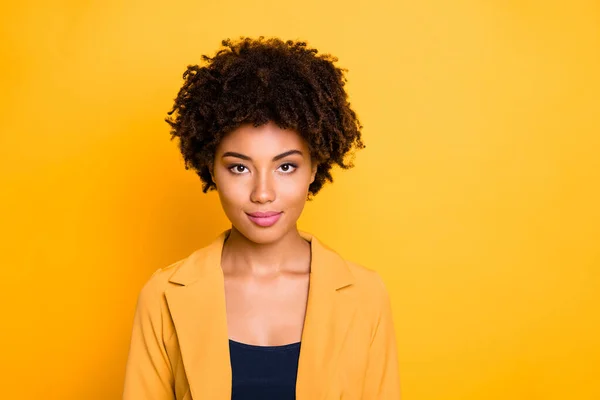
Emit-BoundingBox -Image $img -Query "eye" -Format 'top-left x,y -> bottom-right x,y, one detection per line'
229,164 -> 249,174
277,163 -> 297,174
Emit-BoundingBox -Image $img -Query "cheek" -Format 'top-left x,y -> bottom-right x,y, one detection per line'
214,174 -> 245,207
279,175 -> 311,203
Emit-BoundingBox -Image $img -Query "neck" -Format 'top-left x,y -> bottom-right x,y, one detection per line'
220,225 -> 311,276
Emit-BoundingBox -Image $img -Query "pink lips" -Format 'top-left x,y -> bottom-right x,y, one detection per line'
246,211 -> 282,227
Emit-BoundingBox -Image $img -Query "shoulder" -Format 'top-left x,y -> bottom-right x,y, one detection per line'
340,259 -> 395,342
134,251 -> 197,307
345,260 -> 388,292
344,260 -> 385,290
344,259 -> 392,312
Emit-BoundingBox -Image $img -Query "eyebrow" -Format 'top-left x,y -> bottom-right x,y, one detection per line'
221,149 -> 304,162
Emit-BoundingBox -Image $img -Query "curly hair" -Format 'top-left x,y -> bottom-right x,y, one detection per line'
165,36 -> 365,199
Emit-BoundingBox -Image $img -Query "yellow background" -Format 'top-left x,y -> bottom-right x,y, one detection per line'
1,0 -> 598,398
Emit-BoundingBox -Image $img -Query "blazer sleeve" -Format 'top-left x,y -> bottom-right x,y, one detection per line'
361,273 -> 402,399
123,273 -> 175,400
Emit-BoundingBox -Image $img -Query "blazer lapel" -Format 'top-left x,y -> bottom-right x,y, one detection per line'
163,229 -> 356,400
296,231 -> 356,400
164,232 -> 232,399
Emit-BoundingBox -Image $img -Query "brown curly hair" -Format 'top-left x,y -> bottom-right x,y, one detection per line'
165,36 -> 365,199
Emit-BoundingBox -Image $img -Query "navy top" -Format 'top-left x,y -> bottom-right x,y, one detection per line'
229,339 -> 301,400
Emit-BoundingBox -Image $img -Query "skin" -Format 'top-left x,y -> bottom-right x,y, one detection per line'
209,120 -> 318,346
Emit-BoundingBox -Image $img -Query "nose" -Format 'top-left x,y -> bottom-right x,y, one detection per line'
250,170 -> 276,204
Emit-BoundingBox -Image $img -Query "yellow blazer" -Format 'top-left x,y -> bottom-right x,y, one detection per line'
123,229 -> 401,399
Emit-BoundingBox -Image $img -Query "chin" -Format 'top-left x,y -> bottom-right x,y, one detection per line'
233,221 -> 291,245
241,229 -> 280,245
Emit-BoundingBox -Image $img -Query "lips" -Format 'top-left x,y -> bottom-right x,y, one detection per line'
246,211 -> 283,227
247,211 -> 282,218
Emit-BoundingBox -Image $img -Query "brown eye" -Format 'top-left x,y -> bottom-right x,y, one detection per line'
229,164 -> 248,174
277,163 -> 297,174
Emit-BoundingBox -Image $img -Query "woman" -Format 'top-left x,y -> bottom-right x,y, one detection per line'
123,37 -> 400,400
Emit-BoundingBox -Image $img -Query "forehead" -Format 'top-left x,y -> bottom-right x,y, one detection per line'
217,121 -> 309,157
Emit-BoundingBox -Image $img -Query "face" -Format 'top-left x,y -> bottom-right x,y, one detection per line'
210,121 -> 317,244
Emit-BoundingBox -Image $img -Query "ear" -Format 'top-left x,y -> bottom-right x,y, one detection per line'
209,162 -> 216,184
309,162 -> 318,184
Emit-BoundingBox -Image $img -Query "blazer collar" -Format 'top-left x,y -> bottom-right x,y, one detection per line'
167,229 -> 353,289
164,229 -> 357,399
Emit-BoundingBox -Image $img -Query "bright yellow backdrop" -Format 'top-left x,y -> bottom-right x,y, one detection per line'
1,0 -> 598,399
